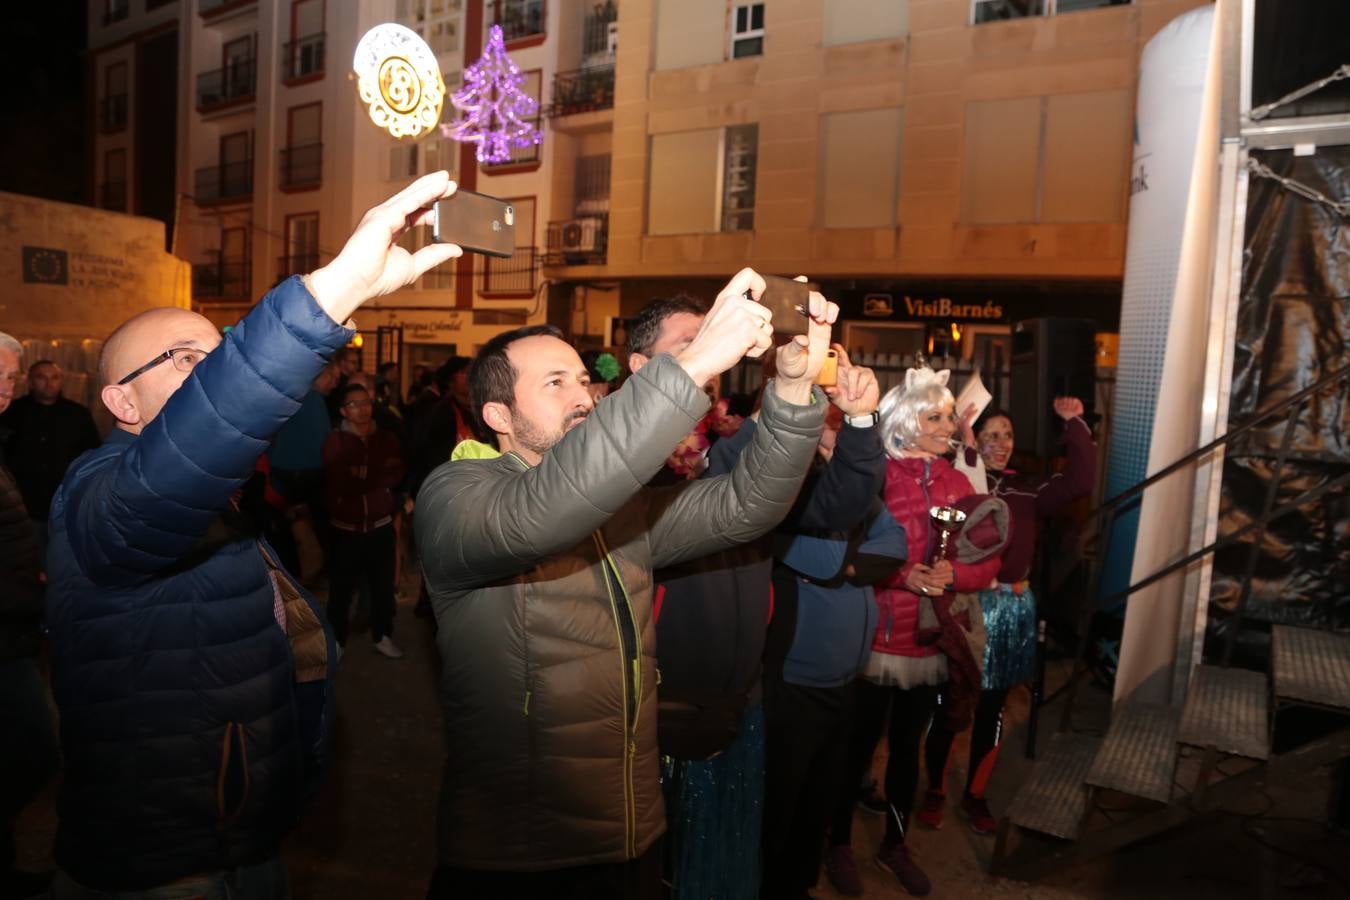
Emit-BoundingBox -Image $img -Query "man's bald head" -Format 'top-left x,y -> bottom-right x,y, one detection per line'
99,307 -> 222,434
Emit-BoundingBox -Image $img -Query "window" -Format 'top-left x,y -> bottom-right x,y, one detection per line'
483,70 -> 542,170
101,62 -> 128,133
484,197 -> 537,295
721,124 -> 757,232
823,0 -> 908,46
731,3 -> 765,58
648,125 -> 758,235
972,0 -> 1130,25
961,91 -> 1130,224
489,0 -> 545,44
102,149 -> 127,211
282,103 -> 323,189
398,0 -> 464,55
285,0 -> 326,80
284,213 -> 320,278
819,108 -> 903,228
654,0 -> 724,70
389,144 -> 419,181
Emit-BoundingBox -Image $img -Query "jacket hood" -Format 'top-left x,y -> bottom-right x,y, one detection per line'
450,439 -> 501,461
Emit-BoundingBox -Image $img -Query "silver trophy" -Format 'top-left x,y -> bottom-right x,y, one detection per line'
928,505 -> 967,564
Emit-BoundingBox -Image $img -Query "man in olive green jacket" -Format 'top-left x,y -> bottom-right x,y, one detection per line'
416,270 -> 838,897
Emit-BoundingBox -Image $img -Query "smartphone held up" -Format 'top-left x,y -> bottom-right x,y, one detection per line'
432,190 -> 516,259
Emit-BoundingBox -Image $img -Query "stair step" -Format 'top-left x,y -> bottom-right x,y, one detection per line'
1178,665 -> 1270,760
1085,703 -> 1178,803
1006,732 -> 1101,840
1273,625 -> 1350,712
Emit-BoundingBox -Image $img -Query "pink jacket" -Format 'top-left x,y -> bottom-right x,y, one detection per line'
873,456 -> 1002,658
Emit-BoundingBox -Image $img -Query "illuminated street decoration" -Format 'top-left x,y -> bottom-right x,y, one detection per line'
353,24 -> 445,139
442,25 -> 543,164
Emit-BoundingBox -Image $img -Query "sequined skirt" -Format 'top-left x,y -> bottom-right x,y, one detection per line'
660,703 -> 765,900
980,584 -> 1037,690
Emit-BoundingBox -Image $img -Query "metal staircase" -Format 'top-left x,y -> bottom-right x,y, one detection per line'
991,363 -> 1350,880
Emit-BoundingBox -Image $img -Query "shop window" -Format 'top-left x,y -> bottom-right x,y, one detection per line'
731,3 -> 765,59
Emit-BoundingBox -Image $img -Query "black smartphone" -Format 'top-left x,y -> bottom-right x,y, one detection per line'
757,275 -> 818,333
432,190 -> 515,258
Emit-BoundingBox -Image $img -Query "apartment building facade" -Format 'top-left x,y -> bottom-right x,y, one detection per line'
542,0 -> 1211,365
88,0 -> 579,374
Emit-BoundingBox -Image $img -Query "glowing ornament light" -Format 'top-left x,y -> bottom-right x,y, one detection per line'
442,25 -> 543,164
353,24 -> 445,139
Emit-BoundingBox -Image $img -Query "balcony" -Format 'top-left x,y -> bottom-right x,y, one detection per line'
200,0 -> 256,18
99,94 -> 128,133
482,245 -> 539,296
277,253 -> 320,283
279,143 -> 322,190
282,32 -> 325,82
545,216 -> 607,266
487,0 -> 545,45
193,256 -> 251,298
547,66 -> 614,119
100,181 -> 128,212
193,160 -> 253,204
196,59 -> 256,112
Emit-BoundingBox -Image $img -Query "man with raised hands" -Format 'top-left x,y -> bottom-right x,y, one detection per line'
45,173 -> 462,899
416,272 -> 839,898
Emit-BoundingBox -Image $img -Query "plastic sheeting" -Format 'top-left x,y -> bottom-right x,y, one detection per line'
1208,147 -> 1350,647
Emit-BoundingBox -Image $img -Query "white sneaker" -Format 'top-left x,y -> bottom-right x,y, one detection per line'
373,636 -> 404,659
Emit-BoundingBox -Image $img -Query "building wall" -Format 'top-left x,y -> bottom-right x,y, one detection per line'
550,0 -> 1211,285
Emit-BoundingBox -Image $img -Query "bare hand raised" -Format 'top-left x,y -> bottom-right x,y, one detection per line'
675,268 -> 773,388
773,283 -> 839,404
1054,396 -> 1085,421
307,172 -> 463,324
824,344 -> 879,417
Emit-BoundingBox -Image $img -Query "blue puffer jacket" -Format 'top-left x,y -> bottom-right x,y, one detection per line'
45,277 -> 346,891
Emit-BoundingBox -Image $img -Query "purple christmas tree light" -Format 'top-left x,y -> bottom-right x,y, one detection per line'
442,25 -> 543,164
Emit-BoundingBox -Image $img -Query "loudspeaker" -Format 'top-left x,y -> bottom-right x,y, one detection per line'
1007,318 -> 1097,459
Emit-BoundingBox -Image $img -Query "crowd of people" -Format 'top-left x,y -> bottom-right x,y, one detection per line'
0,173 -> 1096,900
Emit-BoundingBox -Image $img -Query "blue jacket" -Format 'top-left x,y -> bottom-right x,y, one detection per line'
45,277 -> 346,890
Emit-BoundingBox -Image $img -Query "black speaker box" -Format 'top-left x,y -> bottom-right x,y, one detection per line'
1007,318 -> 1097,459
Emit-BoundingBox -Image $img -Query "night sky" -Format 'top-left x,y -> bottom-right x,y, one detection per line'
2,0 -> 89,205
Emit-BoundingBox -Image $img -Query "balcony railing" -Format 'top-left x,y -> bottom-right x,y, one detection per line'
100,181 -> 128,212
193,160 -> 253,204
277,253 -> 321,283
545,216 -> 607,266
193,256 -> 251,298
547,65 -> 614,118
279,143 -> 322,189
197,59 -> 257,110
488,0 -> 545,43
99,94 -> 128,133
482,133 -> 541,170
283,32 -> 325,81
482,245 -> 539,295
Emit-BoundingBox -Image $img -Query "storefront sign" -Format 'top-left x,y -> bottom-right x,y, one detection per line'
22,247 -> 136,291
22,246 -> 68,284
386,311 -> 467,345
847,291 -> 1007,322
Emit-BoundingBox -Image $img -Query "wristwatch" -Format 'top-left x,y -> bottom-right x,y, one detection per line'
844,410 -> 879,428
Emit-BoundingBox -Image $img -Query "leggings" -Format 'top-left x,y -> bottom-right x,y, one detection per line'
923,688 -> 1009,799
830,680 -> 938,848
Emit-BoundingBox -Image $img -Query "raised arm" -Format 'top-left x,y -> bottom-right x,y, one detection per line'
1034,407 -> 1096,518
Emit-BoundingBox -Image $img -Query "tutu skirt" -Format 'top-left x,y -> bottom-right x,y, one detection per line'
980,583 -> 1037,690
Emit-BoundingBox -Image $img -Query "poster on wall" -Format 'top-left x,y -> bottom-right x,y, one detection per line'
1101,5 -> 1220,704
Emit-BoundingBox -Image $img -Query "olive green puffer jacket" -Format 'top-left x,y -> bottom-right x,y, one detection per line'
416,353 -> 824,871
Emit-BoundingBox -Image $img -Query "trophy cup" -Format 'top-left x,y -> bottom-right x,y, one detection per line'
928,505 -> 967,564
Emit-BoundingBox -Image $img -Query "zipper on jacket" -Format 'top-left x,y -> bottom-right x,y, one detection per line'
592,530 -> 639,859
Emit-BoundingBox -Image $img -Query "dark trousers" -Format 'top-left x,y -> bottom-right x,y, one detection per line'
426,841 -> 661,900
923,688 -> 1010,799
327,525 -> 396,645
761,673 -> 855,898
830,679 -> 938,848
0,657 -> 59,874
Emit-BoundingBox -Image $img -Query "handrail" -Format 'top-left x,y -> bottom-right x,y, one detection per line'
1089,361 -> 1350,519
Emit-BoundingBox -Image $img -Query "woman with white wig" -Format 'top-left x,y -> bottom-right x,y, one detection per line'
823,359 -> 1002,899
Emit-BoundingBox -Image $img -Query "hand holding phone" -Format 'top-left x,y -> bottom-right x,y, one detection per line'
432,190 -> 516,258
757,275 -> 819,333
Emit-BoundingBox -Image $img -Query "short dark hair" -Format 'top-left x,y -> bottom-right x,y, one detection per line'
433,355 -> 473,392
335,382 -> 369,408
28,359 -> 58,375
377,361 -> 398,377
626,295 -> 707,358
469,324 -> 565,431
974,407 -> 1014,435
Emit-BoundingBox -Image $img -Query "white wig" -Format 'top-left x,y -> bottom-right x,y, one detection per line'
878,361 -> 954,459
0,332 -> 21,359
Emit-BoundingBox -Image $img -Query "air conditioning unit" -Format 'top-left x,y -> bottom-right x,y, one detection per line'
560,217 -> 604,253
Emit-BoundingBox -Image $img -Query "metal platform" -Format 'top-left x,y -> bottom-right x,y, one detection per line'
1178,665 -> 1270,760
1273,625 -> 1350,712
1085,703 -> 1178,803
1006,733 -> 1101,840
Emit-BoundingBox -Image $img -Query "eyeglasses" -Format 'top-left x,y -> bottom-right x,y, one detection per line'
116,347 -> 207,386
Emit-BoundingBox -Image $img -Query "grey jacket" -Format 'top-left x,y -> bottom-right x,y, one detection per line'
415,353 -> 825,870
